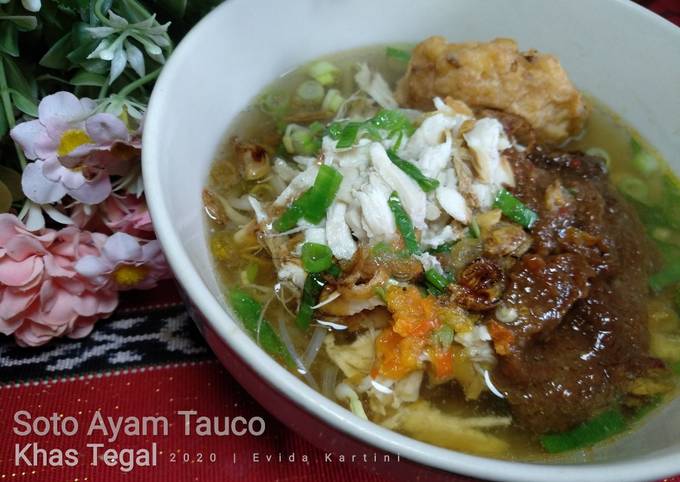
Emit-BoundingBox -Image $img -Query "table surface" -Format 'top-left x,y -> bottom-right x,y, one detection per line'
1,2 -> 679,481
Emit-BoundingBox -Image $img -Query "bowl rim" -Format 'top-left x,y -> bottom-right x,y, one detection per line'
142,0 -> 680,480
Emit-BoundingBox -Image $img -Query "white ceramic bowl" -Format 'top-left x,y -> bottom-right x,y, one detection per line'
142,0 -> 680,480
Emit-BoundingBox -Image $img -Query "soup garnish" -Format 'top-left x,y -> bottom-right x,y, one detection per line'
204,37 -> 680,459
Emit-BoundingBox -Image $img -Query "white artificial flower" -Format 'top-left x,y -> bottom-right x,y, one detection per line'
86,11 -> 170,84
0,0 -> 41,12
18,200 -> 73,231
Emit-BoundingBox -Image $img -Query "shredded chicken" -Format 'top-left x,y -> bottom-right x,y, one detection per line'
381,401 -> 511,455
324,330 -> 377,379
319,270 -> 388,316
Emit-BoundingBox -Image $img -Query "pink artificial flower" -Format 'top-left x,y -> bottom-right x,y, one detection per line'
76,232 -> 170,291
11,92 -> 108,204
10,92 -> 138,205
60,112 -> 141,172
100,194 -> 153,236
68,202 -> 99,230
0,214 -> 118,347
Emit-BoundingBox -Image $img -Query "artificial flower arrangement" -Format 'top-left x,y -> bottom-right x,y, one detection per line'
0,0 -> 219,346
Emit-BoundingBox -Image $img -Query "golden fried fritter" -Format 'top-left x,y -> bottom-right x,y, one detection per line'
395,37 -> 589,144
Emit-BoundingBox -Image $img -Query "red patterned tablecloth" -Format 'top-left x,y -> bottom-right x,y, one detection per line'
1,2 -> 678,481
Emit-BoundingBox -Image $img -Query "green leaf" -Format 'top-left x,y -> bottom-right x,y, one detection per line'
66,38 -> 100,64
0,23 -> 19,57
0,166 -> 23,201
39,33 -> 73,69
0,181 -> 11,213
0,105 -> 7,137
0,16 -> 38,31
71,21 -> 97,44
69,70 -> 107,87
80,58 -> 109,74
37,1 -> 66,30
114,0 -> 153,23
52,0 -> 90,11
8,89 -> 37,117
3,56 -> 34,100
163,0 -> 188,18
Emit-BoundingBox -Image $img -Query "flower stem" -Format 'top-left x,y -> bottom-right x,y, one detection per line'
93,0 -> 110,25
35,74 -> 72,85
118,68 -> 161,98
0,56 -> 26,170
98,81 -> 110,99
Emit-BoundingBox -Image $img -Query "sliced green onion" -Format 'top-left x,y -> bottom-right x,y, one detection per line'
291,130 -> 320,156
493,189 -> 538,229
300,165 -> 343,223
631,138 -> 659,175
259,90 -> 289,118
308,60 -> 339,86
540,409 -> 627,454
634,395 -> 663,420
672,361 -> 680,375
371,241 -> 393,256
296,273 -> 326,331
388,191 -> 421,255
283,125 -> 320,156
327,263 -> 342,278
427,242 -> 455,254
652,227 -> 673,242
273,202 -> 304,232
618,176 -> 650,204
244,262 -> 259,283
301,242 -> 334,273
321,88 -> 345,113
394,131 -> 409,152
308,121 -> 325,136
335,122 -> 362,149
585,147 -> 611,168
649,263 -> 680,292
433,325 -> 454,348
229,289 -> 294,366
374,286 -> 387,302
386,46 -> 411,62
327,110 -> 415,149
386,150 -> 440,192
469,218 -> 481,239
370,241 -> 411,259
369,109 -> 415,136
425,268 -> 452,292
296,80 -> 325,105
326,122 -> 344,139
363,122 -> 382,141
273,165 -> 343,231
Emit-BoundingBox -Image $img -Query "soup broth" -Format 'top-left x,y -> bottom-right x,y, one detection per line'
204,43 -> 680,460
